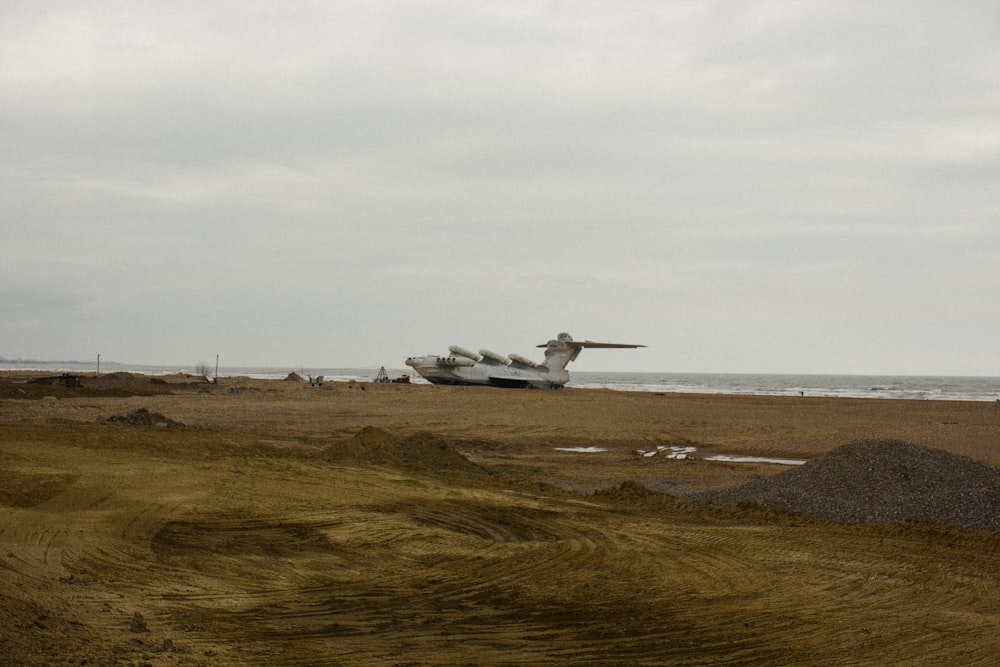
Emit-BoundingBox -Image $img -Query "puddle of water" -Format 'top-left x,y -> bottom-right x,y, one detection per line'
635,445 -> 805,466
704,454 -> 806,466
555,444 -> 807,466
636,446 -> 696,459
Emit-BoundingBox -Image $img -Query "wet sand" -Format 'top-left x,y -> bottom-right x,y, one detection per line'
2,376 -> 999,665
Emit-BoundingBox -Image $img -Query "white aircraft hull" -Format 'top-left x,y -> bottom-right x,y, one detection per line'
405,333 -> 643,389
404,357 -> 564,389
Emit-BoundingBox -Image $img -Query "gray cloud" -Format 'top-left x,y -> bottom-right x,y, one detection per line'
3,1 -> 998,373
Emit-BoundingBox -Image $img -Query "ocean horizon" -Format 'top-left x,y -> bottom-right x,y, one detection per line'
4,359 -> 999,403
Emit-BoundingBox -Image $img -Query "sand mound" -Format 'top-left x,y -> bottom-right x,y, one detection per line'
692,439 -> 1000,531
321,426 -> 481,474
85,372 -> 167,389
285,372 -> 306,382
107,408 -> 184,428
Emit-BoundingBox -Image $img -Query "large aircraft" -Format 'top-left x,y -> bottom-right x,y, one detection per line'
405,332 -> 645,389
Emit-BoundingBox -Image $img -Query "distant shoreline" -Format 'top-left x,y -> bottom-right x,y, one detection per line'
3,363 -> 999,402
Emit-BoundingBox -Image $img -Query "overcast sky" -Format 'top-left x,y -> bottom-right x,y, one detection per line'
3,1 -> 999,375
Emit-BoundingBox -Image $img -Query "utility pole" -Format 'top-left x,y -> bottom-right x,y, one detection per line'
215,355 -> 219,384
97,353 -> 101,376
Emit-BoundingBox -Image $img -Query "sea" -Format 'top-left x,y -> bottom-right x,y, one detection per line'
5,360 -> 999,402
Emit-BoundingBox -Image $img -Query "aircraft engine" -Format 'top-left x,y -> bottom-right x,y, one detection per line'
448,345 -> 482,361
436,356 -> 475,367
479,349 -> 510,365
508,353 -> 537,368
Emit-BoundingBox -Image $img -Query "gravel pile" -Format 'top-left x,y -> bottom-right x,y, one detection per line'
691,439 -> 1000,531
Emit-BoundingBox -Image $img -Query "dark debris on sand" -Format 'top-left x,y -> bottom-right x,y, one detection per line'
107,408 -> 184,428
691,439 -> 1000,531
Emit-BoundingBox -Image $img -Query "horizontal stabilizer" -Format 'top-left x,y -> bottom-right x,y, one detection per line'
537,340 -> 645,349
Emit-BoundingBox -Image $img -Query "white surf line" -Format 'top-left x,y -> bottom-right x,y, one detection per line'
554,446 -> 608,453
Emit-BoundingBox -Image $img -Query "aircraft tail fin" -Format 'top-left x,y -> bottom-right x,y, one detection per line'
536,332 -> 645,371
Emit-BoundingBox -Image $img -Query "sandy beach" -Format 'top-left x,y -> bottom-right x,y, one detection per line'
2,373 -> 999,665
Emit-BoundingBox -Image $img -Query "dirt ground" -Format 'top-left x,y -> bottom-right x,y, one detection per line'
2,375 -> 999,665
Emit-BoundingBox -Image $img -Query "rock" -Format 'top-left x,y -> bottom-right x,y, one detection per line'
130,612 -> 148,633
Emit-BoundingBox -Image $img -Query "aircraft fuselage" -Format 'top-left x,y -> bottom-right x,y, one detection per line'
404,354 -> 567,389
405,333 -> 643,389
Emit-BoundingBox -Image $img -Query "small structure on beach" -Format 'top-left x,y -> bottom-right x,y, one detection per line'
374,367 -> 410,384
